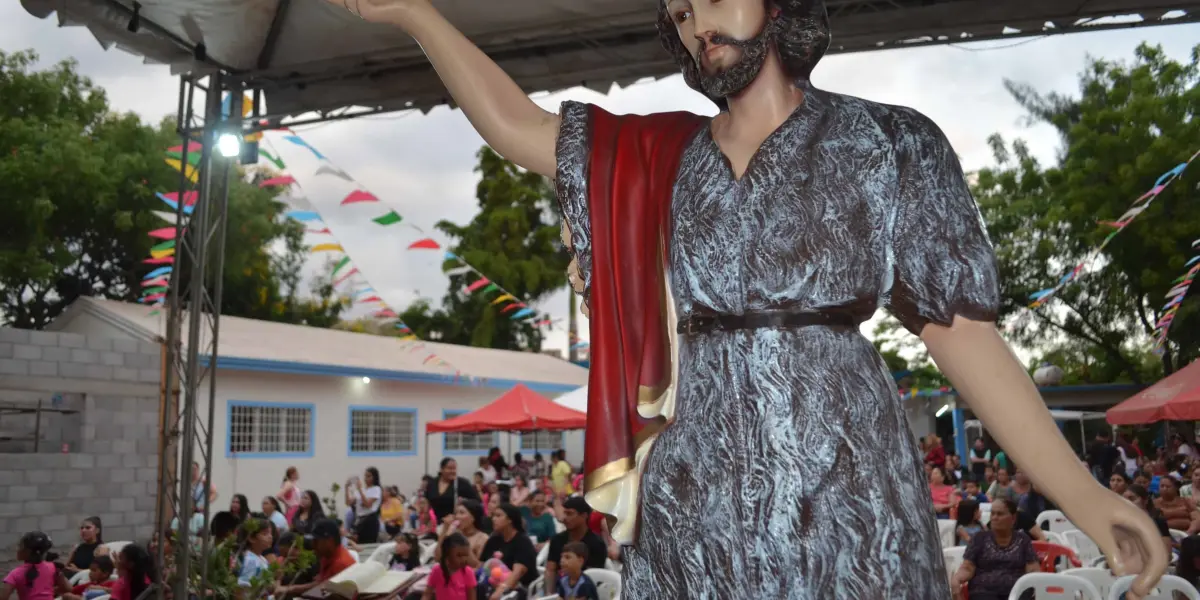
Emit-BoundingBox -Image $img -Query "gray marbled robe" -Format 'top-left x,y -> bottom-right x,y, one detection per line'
555,82 -> 1000,599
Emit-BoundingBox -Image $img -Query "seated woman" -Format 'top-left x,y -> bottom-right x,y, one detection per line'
1126,484 -> 1175,553
951,498 -> 1040,600
65,518 -> 109,577
1154,476 -> 1199,533
380,486 -> 406,539
478,505 -> 538,599
929,467 -> 959,519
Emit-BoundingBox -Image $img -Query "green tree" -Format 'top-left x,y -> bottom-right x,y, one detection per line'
0,50 -> 339,329
973,43 -> 1200,382
409,147 -> 569,351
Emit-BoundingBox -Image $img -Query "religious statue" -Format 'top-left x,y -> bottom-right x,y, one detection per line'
326,0 -> 1168,597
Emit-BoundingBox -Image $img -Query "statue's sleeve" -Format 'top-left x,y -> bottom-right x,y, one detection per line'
886,110 -> 1001,335
555,100 -> 595,305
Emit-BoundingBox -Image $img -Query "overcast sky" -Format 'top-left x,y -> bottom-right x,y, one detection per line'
4,3 -> 1198,357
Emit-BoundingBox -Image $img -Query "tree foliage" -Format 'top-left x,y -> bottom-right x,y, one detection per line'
398,147 -> 569,351
0,50 -> 339,328
973,43 -> 1200,382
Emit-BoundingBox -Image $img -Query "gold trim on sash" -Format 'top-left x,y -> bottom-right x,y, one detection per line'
584,457 -> 635,494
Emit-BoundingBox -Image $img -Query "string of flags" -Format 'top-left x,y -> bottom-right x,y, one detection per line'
269,129 -> 559,330
1029,149 -> 1200,310
1152,237 -> 1200,354
256,136 -> 472,380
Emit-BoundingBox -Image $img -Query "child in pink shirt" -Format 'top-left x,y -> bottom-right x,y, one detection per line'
0,532 -> 68,600
421,534 -> 475,600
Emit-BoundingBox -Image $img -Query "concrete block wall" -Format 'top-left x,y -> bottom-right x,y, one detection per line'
0,327 -> 160,547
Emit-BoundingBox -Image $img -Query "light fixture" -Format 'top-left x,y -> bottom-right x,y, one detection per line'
935,404 -> 950,418
216,132 -> 241,158
361,377 -> 371,384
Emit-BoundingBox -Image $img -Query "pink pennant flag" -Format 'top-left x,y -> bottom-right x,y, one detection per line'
408,238 -> 441,250
358,295 -> 383,304
373,309 -> 398,319
143,257 -> 175,264
148,228 -> 176,240
333,268 -> 360,287
465,278 -> 491,293
423,354 -> 438,364
500,303 -> 525,314
142,293 -> 166,303
141,277 -> 169,287
160,191 -> 199,206
259,175 -> 297,188
341,190 -> 379,205
307,228 -> 331,234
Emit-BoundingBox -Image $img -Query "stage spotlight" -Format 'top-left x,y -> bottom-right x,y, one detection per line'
216,133 -> 241,158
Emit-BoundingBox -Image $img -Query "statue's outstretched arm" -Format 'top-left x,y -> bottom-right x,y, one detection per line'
329,0 -> 560,178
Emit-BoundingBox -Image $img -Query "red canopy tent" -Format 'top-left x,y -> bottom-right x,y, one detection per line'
1107,359 -> 1200,425
423,384 -> 587,472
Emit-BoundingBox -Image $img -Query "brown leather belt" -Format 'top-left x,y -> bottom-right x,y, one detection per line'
676,311 -> 857,336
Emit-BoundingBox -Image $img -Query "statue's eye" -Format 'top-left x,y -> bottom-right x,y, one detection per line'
675,10 -> 691,23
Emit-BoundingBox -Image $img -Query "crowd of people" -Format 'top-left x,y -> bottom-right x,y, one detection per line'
922,430 -> 1200,598
1,448 -> 612,600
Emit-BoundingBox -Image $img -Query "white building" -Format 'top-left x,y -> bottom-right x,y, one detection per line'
50,298 -> 587,512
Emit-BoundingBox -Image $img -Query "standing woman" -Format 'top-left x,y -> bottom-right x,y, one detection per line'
426,458 -> 480,522
290,491 -> 324,536
277,467 -> 302,517
66,517 -> 109,576
345,467 -> 382,544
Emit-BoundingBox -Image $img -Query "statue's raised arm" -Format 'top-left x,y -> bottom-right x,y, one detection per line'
329,0 -> 560,178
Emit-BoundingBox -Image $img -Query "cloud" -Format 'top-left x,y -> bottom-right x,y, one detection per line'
4,0 -> 1198,355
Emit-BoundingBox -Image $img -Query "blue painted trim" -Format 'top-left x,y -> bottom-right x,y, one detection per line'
347,405 -> 419,457
225,400 -> 316,459
201,355 -> 580,394
440,409 -> 495,456
519,431 -> 565,451
953,408 -> 967,459
1038,383 -> 1142,394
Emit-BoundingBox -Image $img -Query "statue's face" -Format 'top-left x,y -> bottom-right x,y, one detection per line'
663,0 -> 775,98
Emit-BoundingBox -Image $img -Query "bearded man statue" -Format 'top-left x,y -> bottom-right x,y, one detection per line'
327,0 -> 1168,597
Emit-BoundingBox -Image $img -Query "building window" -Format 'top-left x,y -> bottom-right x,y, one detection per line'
349,407 -> 417,456
228,402 -> 313,457
519,431 -> 564,451
442,410 -> 497,453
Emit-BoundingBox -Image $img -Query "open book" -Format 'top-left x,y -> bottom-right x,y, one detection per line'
323,562 -> 420,599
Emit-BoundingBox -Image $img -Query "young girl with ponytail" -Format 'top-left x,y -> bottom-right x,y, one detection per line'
0,532 -> 69,600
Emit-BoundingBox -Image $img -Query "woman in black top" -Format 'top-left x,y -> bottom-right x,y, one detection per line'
479,504 -> 538,599
67,516 -> 108,575
291,490 -> 324,535
425,458 -> 479,521
1124,484 -> 1174,554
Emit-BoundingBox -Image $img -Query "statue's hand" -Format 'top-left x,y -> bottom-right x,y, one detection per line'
321,0 -> 427,23
1066,490 -> 1168,599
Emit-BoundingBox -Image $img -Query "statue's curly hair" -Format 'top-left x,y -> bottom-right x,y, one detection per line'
655,0 -> 831,109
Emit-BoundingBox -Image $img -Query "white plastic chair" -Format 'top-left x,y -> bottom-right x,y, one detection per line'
1108,574 -> 1200,599
527,575 -> 545,597
537,542 -> 550,567
584,568 -> 622,600
1061,530 -> 1104,567
938,519 -> 958,548
1170,529 -> 1188,544
1062,568 -> 1116,599
68,570 -> 91,586
1008,572 -> 1102,599
348,549 -> 360,563
366,542 -> 395,565
943,547 -> 966,583
980,503 -> 993,526
555,520 -> 566,534
419,540 -> 437,565
1037,510 -> 1079,535
105,541 -> 131,555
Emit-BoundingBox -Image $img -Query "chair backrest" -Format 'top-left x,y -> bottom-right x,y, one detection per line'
69,569 -> 91,587
1060,530 -> 1103,566
419,540 -> 437,565
1037,510 -> 1078,534
1170,529 -> 1189,544
105,541 -> 132,555
943,546 -> 966,583
1108,574 -> 1200,600
366,542 -> 395,565
938,519 -> 958,548
584,568 -> 623,600
348,549 -> 360,563
980,503 -> 993,526
1008,572 -> 1102,599
1033,542 -> 1082,573
1062,568 -> 1116,598
537,542 -> 550,566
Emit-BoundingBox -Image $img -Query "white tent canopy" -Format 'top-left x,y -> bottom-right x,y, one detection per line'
20,0 -> 1197,118
965,410 -> 1110,450
554,384 -> 587,414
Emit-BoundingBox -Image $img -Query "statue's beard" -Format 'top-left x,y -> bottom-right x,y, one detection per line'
696,18 -> 782,99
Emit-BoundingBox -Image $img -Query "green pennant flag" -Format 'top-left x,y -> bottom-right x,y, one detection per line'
372,211 -> 402,226
165,150 -> 202,166
481,283 -> 500,294
259,149 -> 286,170
332,256 -> 351,276
142,286 -> 169,295
151,240 -> 176,252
